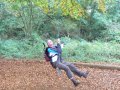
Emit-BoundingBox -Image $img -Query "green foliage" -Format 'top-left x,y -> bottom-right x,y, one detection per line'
0,1 -> 47,39
39,17 -> 79,38
0,37 -> 120,62
0,33 -> 44,59
79,11 -> 107,41
0,2 -> 19,39
106,0 -> 120,22
0,0 -> 120,63
101,22 -> 120,43
61,37 -> 120,63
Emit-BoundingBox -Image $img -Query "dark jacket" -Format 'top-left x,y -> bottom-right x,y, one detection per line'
47,43 -> 63,63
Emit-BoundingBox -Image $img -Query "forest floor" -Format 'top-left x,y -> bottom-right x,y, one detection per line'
0,59 -> 120,90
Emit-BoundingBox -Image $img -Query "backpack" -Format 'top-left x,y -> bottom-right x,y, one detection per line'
44,47 -> 51,62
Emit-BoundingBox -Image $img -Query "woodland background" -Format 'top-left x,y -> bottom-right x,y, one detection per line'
0,0 -> 120,63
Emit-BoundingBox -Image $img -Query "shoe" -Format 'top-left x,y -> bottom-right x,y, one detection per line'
73,80 -> 80,87
83,71 -> 89,78
71,77 -> 80,87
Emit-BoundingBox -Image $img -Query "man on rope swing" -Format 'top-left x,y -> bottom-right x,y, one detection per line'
44,38 -> 89,87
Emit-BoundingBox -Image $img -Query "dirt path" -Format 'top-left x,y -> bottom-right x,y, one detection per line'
0,60 -> 120,90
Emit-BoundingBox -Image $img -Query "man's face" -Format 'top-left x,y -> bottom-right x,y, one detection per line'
47,40 -> 53,47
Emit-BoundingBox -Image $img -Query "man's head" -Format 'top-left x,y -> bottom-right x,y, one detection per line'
47,39 -> 53,47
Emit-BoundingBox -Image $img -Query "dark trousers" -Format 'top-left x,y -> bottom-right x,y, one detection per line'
51,59 -> 85,79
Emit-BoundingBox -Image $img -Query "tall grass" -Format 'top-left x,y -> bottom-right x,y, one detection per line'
0,37 -> 120,63
61,37 -> 120,63
0,33 -> 44,59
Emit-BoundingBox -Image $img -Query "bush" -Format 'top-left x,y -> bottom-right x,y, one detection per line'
61,37 -> 120,63
102,23 -> 120,43
0,33 -> 44,59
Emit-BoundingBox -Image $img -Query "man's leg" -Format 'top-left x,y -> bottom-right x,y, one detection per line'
56,62 -> 80,86
50,55 -> 80,86
56,62 -> 73,79
62,62 -> 89,78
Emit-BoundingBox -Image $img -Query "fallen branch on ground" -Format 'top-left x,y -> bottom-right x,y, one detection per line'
74,62 -> 120,71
